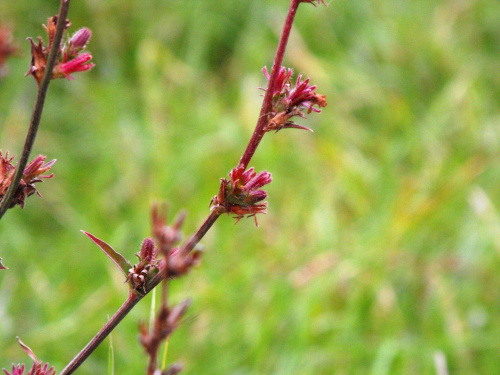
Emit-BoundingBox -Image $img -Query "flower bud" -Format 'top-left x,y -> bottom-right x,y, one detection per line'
140,238 -> 156,263
69,27 -> 91,49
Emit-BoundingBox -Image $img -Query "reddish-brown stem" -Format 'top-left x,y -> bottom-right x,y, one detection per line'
60,210 -> 220,374
0,0 -> 71,221
180,209 -> 221,256
237,0 -> 301,171
59,293 -> 140,375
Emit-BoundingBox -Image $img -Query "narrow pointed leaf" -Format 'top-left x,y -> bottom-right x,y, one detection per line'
0,257 -> 8,270
82,230 -> 132,277
17,337 -> 37,362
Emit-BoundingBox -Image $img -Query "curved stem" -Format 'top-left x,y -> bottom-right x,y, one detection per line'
0,0 -> 71,221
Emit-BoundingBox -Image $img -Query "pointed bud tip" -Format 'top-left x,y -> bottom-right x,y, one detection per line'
140,238 -> 155,263
70,28 -> 92,48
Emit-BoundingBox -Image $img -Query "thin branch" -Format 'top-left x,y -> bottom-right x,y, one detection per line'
180,209 -> 221,256
0,0 -> 71,221
59,210 -> 220,375
59,293 -> 140,375
237,0 -> 301,170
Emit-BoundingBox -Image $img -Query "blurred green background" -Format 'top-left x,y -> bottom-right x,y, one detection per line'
1,0 -> 499,374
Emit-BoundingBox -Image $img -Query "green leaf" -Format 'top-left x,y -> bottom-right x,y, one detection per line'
82,230 -> 132,278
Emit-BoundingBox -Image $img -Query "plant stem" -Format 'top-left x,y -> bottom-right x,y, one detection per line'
0,0 -> 71,221
237,0 -> 301,171
180,209 -> 221,255
59,293 -> 140,375
60,210 -> 220,374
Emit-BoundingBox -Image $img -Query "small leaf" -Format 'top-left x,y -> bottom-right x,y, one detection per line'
0,257 -> 8,270
82,231 -> 132,277
17,337 -> 37,362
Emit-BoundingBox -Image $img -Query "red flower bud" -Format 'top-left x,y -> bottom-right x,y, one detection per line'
69,28 -> 91,49
139,238 -> 156,263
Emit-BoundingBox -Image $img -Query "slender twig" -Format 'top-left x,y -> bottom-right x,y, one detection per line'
59,293 -> 140,375
180,209 -> 221,255
237,0 -> 301,170
0,0 -> 71,221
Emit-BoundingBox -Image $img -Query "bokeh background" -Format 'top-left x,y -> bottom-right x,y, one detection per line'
1,0 -> 499,374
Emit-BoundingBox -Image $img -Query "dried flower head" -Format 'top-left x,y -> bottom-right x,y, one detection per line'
26,16 -> 94,84
0,24 -> 18,77
0,152 -> 56,209
211,166 -> 272,226
261,66 -> 327,132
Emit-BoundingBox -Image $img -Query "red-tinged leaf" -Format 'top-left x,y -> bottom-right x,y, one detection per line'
0,257 -> 8,270
82,230 -> 132,277
17,337 -> 37,362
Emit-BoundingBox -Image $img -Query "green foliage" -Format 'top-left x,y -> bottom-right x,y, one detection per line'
1,0 -> 499,374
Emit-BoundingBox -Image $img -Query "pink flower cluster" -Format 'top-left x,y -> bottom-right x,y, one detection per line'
0,151 -> 56,209
212,166 -> 272,226
262,66 -> 327,132
26,16 -> 94,84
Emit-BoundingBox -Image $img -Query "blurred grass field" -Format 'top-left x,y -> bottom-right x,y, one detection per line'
1,0 -> 500,374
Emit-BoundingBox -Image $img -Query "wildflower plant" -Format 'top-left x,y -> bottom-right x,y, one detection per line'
1,0 -> 327,373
